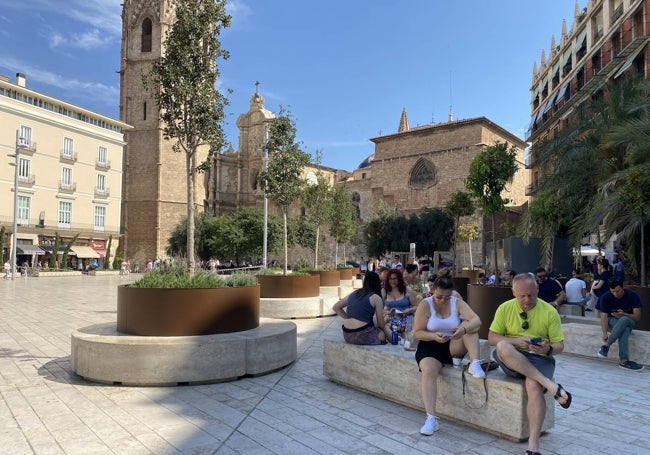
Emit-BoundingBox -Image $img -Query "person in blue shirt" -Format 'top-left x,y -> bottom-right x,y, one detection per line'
597,279 -> 644,371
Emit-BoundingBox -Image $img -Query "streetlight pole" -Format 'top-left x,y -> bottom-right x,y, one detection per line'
262,122 -> 269,268
10,129 -> 24,281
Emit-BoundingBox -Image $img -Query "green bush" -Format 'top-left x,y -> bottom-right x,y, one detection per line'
130,269 -> 257,289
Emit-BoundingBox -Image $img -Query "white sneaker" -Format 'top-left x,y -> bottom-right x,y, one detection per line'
420,414 -> 439,435
467,360 -> 486,378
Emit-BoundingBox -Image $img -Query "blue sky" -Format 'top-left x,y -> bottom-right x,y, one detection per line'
0,1 -> 582,171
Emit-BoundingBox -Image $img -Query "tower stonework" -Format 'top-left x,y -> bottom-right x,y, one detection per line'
120,0 -> 207,261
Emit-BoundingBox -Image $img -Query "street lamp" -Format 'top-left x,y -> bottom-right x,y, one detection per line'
262,122 -> 269,268
10,129 -> 27,280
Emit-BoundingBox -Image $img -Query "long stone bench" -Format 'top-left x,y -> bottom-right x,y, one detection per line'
323,337 -> 554,442
562,322 -> 650,365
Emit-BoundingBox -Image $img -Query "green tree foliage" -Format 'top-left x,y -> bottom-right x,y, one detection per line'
445,191 -> 475,272
301,160 -> 333,267
167,210 -> 284,263
49,233 -> 60,269
329,184 -> 357,266
363,202 -> 399,256
143,0 -> 230,273
530,76 -> 650,282
61,233 -> 79,270
364,206 -> 453,257
104,235 -> 112,270
259,110 -> 311,274
465,141 -> 518,284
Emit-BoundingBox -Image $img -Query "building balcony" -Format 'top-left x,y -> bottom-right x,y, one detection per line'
18,174 -> 35,186
19,141 -> 37,155
58,181 -> 77,193
95,160 -> 111,170
60,151 -> 78,162
94,187 -> 110,198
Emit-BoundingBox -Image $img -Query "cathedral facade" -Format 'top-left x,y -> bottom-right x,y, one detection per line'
119,1 -> 528,265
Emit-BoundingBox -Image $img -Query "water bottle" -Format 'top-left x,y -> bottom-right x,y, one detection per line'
391,325 -> 399,345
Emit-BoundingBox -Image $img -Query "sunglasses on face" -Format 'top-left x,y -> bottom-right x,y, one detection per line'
520,311 -> 529,330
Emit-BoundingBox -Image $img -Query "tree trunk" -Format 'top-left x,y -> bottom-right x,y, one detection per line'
491,213 -> 499,285
187,151 -> 195,274
468,238 -> 474,269
335,241 -> 339,268
454,215 -> 459,273
283,207 -> 288,276
641,218 -> 646,286
314,226 -> 320,268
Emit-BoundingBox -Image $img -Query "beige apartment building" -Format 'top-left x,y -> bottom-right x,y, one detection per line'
0,73 -> 131,270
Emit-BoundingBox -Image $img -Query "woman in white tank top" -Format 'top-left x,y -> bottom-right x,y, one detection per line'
412,275 -> 485,435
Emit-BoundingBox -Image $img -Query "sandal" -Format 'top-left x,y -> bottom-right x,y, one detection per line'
554,383 -> 572,409
525,451 -> 542,455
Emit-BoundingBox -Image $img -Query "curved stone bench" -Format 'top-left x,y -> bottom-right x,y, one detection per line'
323,337 -> 554,442
71,318 -> 296,386
562,322 -> 650,365
260,296 -> 336,319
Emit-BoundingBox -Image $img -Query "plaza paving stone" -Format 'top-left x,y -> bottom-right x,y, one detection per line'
1,274 -> 649,454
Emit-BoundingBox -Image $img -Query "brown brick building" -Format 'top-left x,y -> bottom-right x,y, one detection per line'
344,110 -> 528,222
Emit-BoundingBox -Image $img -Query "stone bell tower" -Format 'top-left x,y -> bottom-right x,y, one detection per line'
119,0 -> 207,261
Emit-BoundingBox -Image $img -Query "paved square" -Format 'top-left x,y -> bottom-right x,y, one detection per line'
1,275 -> 649,454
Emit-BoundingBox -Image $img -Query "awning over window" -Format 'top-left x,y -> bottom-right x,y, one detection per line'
92,247 -> 106,258
614,45 -> 645,79
556,81 -> 570,100
69,246 -> 100,259
40,245 -> 76,256
543,92 -> 558,113
16,245 -> 45,255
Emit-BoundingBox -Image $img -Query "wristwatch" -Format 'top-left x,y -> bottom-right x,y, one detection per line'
547,345 -> 554,356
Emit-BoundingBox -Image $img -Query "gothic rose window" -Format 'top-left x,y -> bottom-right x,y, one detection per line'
409,158 -> 437,188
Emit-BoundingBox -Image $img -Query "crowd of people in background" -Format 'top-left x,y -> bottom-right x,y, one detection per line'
333,252 -> 641,453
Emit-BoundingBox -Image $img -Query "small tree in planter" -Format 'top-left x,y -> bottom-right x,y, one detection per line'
104,235 -> 112,270
301,156 -> 333,268
465,141 -> 518,285
259,109 -> 311,275
445,191 -> 475,273
329,184 -> 357,267
143,0 -> 230,273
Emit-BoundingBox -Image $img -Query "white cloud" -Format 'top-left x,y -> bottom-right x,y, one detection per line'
0,56 -> 119,108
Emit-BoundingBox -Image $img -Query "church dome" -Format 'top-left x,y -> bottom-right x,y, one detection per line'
357,153 -> 375,169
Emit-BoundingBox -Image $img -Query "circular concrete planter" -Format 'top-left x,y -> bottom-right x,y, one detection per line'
337,268 -> 354,280
257,274 -> 320,298
310,270 -> 340,286
117,284 -> 260,336
467,284 -> 514,339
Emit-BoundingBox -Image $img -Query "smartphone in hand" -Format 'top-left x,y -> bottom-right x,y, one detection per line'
530,337 -> 542,346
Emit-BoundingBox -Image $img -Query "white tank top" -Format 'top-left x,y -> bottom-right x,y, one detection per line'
425,296 -> 461,337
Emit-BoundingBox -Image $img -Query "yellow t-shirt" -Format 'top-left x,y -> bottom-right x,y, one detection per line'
489,298 -> 564,350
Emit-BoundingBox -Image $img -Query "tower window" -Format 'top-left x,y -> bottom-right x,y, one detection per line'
141,18 -> 152,52
143,101 -> 147,120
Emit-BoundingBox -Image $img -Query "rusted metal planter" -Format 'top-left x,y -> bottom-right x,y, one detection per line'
310,270 -> 340,286
337,268 -> 354,281
117,284 -> 260,336
467,284 -> 514,339
257,274 -> 320,298
452,276 -> 470,301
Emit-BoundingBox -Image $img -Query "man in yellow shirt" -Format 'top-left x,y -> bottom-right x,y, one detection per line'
488,273 -> 572,455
